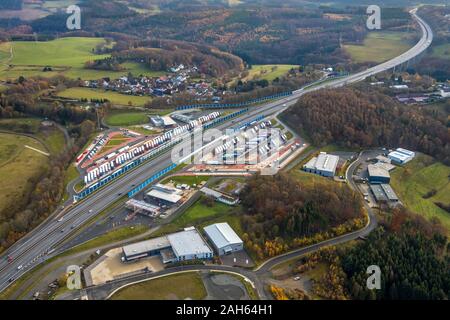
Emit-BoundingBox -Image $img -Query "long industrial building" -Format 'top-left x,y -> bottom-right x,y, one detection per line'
204,223 -> 243,256
122,227 -> 212,263
303,152 -> 339,177
370,184 -> 399,203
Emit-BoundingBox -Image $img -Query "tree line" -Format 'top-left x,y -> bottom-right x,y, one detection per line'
295,207 -> 448,300
282,88 -> 450,165
0,78 -> 100,251
239,173 -> 364,259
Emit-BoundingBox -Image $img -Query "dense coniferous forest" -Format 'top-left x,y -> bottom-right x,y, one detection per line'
282,88 -> 450,165
343,208 -> 449,300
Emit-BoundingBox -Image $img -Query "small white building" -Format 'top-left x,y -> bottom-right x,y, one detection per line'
388,148 -> 415,165
204,223 -> 243,256
303,152 -> 339,177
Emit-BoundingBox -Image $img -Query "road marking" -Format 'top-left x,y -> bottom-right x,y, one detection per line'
25,145 -> 50,157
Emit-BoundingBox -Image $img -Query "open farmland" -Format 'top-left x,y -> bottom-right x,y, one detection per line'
0,133 -> 50,216
344,32 -> 414,63
391,155 -> 450,232
243,64 -> 298,82
58,87 -> 151,107
0,37 -> 162,81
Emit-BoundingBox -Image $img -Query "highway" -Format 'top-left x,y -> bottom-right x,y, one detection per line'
0,10 -> 433,294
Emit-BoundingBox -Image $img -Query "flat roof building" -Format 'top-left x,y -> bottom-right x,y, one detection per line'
204,223 -> 243,256
370,184 -> 388,202
368,164 -> 390,184
168,228 -> 213,261
303,152 -> 339,177
370,184 -> 399,203
122,236 -> 171,262
122,227 -> 212,263
388,148 -> 415,165
380,184 -> 399,202
146,183 -> 183,205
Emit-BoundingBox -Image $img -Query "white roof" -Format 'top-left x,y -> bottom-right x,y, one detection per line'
396,148 -> 415,157
147,189 -> 182,203
168,229 -> 212,258
122,236 -> 170,257
388,151 -> 411,161
204,223 -> 243,249
303,153 -> 339,173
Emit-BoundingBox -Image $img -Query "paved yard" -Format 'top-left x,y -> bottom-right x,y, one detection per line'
88,248 -> 164,286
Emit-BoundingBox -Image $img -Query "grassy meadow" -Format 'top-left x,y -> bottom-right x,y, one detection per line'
344,32 -> 414,63
0,37 -> 164,81
391,155 -> 450,232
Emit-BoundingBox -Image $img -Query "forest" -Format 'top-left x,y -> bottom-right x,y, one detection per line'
240,173 -> 365,259
282,87 -> 450,165
293,207 -> 449,300
96,39 -> 245,78
342,208 -> 449,300
13,0 -> 410,67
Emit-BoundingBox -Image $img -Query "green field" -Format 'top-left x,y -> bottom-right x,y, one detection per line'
110,272 -> 206,300
0,37 -> 164,81
0,133 -> 49,215
58,87 -> 151,107
344,32 -> 414,63
70,225 -> 149,254
244,64 -> 297,82
431,43 -> 450,60
105,112 -> 150,126
391,155 -> 450,232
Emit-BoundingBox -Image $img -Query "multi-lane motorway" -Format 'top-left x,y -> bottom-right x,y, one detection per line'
0,9 -> 433,294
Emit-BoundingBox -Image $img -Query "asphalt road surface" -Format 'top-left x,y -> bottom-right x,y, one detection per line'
0,10 -> 433,293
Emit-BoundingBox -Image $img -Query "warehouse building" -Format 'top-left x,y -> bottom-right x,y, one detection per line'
204,223 -> 243,256
122,227 -> 212,263
168,227 -> 213,261
388,148 -> 415,165
303,152 -> 339,177
367,164 -> 390,184
380,184 -> 399,202
146,183 -> 183,205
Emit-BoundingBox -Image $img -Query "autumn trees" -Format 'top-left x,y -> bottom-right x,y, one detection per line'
240,173 -> 364,260
282,88 -> 450,165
